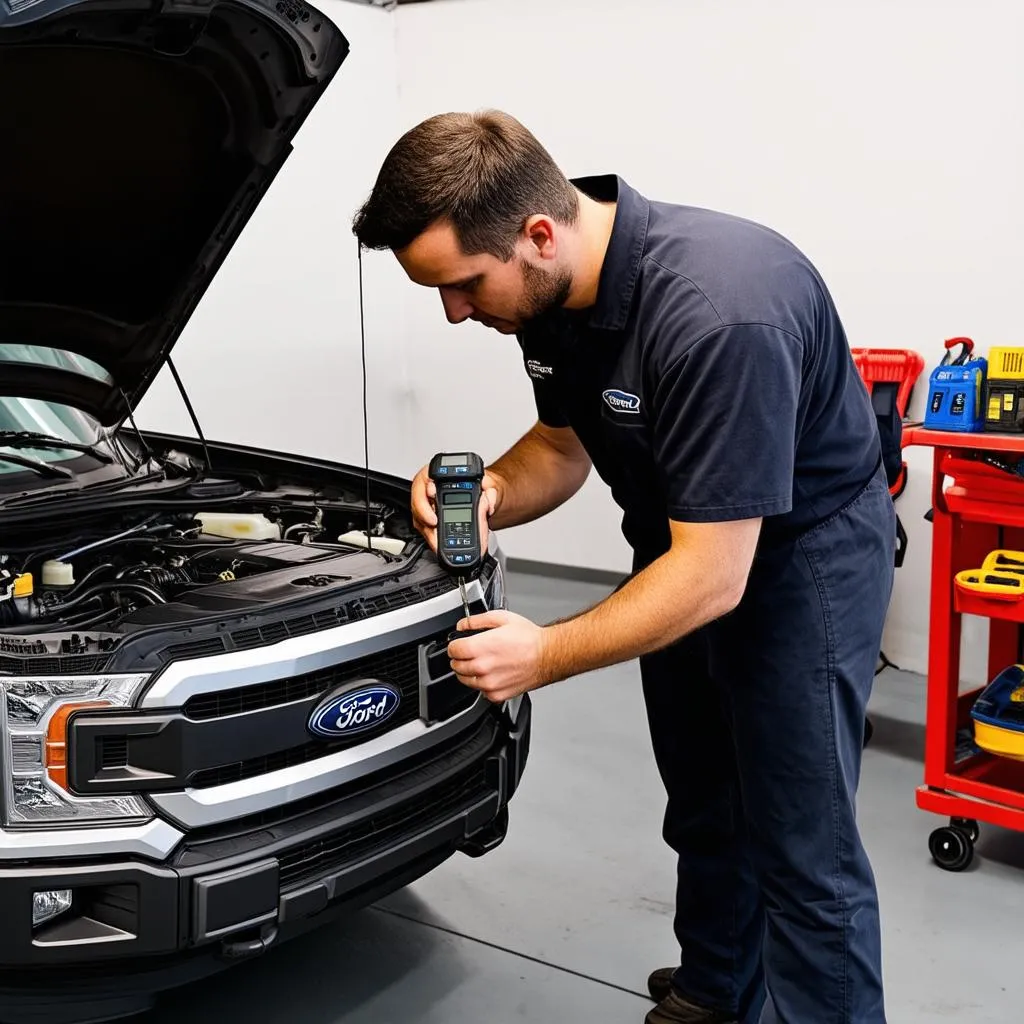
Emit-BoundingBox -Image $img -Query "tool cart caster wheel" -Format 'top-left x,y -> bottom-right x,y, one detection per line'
928,825 -> 974,872
951,817 -> 980,844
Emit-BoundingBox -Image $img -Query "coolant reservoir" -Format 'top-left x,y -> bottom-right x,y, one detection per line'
196,512 -> 281,541
41,560 -> 75,588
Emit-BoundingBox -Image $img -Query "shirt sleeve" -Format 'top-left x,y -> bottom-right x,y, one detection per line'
650,322 -> 803,522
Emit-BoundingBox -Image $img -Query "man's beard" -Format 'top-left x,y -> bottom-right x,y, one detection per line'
515,259 -> 573,326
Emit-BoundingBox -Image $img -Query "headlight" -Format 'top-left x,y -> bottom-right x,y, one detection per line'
483,559 -> 506,610
2,675 -> 151,828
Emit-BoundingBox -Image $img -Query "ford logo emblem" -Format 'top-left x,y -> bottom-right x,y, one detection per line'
308,681 -> 401,739
602,389 -> 641,414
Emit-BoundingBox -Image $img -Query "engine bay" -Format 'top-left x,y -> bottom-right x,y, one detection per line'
0,496 -> 417,640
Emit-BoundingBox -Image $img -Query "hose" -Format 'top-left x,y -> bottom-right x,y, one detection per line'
0,603 -> 113,634
116,564 -> 186,588
61,562 -> 117,596
51,580 -> 167,614
284,522 -> 322,541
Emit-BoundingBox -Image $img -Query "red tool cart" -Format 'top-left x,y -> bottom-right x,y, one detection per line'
852,348 -> 925,744
905,425 -> 1024,871
851,347 -> 925,503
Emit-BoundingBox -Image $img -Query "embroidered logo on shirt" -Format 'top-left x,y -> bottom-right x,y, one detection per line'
527,360 -> 554,379
602,389 -> 641,414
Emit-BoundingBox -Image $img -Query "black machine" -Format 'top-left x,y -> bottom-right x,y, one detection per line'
429,452 -> 487,626
429,451 -> 486,576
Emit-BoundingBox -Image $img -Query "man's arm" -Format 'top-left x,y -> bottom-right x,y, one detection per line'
448,515 -> 762,702
410,420 -> 590,550
486,420 -> 592,529
541,516 -> 761,680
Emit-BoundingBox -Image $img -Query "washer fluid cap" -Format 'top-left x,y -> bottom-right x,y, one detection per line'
41,560 -> 75,588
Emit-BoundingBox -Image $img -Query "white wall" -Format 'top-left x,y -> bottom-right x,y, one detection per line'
391,0 -> 1024,679
135,0 -> 416,475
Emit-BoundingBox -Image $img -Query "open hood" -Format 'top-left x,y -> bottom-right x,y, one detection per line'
0,0 -> 348,426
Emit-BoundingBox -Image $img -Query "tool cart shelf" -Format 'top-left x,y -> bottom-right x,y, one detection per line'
905,425 -> 1024,871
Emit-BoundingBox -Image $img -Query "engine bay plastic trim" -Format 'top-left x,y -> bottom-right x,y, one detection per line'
0,818 -> 182,861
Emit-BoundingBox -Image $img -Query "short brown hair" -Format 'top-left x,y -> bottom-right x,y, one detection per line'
352,110 -> 579,260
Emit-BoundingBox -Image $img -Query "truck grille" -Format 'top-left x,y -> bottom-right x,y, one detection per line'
184,635 -> 434,721
181,625 -> 473,790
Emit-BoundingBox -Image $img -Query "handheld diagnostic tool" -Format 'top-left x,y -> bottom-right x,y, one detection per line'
429,451 -> 485,622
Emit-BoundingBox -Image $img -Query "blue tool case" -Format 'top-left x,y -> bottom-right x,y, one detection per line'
923,337 -> 987,432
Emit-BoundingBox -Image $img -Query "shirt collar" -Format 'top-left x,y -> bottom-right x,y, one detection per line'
569,174 -> 650,331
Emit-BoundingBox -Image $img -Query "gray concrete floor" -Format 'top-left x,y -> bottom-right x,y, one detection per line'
147,570 -> 1024,1023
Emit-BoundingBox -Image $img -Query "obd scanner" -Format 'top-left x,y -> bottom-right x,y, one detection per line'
428,451 -> 492,642
430,451 -> 485,578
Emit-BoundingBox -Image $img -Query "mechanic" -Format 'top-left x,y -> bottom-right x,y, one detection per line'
352,110 -> 894,1024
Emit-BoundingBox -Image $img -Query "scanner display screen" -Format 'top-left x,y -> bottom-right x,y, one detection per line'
441,454 -> 467,467
444,508 -> 472,523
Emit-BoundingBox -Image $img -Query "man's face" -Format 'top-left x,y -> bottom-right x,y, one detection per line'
395,220 -> 571,334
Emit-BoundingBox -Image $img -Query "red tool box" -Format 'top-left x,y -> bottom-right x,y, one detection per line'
905,426 -> 1024,871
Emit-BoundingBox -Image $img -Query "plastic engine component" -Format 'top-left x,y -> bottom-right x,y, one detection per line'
41,559 -> 75,588
196,512 -> 281,541
337,530 -> 406,555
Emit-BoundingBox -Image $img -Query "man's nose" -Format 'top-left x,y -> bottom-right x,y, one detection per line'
439,288 -> 473,324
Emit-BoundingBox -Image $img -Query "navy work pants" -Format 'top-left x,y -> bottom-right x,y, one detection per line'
640,468 -> 894,1023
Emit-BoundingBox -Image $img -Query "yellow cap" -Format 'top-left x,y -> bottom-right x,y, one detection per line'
13,573 -> 33,598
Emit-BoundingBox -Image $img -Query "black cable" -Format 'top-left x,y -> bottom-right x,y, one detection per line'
62,562 -> 117,596
357,239 -> 372,552
52,580 -> 166,613
0,606 -> 107,634
61,608 -> 120,631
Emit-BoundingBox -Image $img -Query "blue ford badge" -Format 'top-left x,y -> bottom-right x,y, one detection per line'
308,681 -> 401,739
602,389 -> 641,414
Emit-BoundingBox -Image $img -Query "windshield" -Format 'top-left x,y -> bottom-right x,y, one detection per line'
0,345 -> 108,473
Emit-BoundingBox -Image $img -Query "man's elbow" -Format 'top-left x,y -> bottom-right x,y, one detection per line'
708,553 -> 755,618
716,578 -> 748,617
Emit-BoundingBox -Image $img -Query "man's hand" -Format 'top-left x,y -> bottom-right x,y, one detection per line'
447,610 -> 551,704
446,518 -> 762,703
410,462 -> 500,553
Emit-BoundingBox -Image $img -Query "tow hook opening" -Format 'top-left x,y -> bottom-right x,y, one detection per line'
219,922 -> 279,961
459,806 -> 509,859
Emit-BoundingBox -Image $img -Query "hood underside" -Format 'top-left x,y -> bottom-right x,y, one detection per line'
0,0 -> 348,425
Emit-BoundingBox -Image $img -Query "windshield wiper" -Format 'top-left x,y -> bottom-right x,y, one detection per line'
0,451 -> 73,479
0,430 -> 114,464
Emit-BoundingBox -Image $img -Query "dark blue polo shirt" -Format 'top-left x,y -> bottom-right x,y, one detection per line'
518,175 -> 882,569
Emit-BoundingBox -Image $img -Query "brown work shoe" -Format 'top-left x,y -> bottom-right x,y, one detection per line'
645,988 -> 738,1024
647,967 -> 676,1003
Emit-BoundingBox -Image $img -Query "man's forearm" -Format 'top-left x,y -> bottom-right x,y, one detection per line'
487,422 -> 590,530
539,541 -> 746,682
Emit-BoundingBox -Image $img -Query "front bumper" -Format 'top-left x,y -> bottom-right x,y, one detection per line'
0,699 -> 529,1014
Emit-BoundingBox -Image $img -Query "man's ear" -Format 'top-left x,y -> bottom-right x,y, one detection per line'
523,215 -> 558,260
